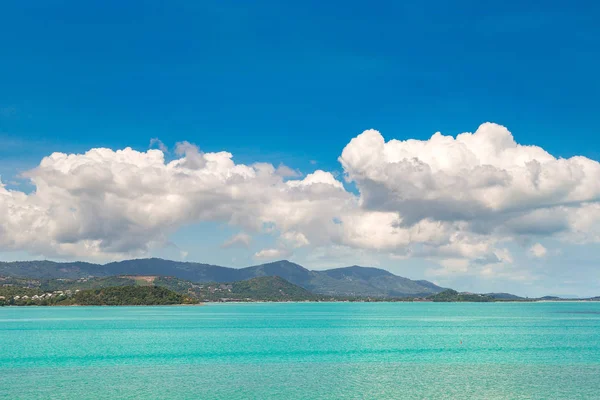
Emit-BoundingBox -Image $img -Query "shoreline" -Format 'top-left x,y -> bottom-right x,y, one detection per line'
3,299 -> 599,307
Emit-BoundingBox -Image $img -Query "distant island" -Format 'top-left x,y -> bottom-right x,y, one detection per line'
0,258 -> 447,298
0,258 -> 598,306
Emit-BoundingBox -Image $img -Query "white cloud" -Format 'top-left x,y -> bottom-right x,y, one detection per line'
339,123 -> 600,227
286,170 -> 344,189
494,248 -> 514,264
149,138 -> 168,153
221,232 -> 252,248
2,122 -> 600,274
173,141 -> 206,169
281,231 -> 310,248
338,123 -> 600,264
0,146 -> 348,260
275,164 -> 302,178
254,248 -> 291,260
529,243 -> 547,258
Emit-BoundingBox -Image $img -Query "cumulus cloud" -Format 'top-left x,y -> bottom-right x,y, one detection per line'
339,123 -> 600,259
221,232 -> 252,248
529,243 -> 548,258
254,248 -> 292,260
281,231 -> 310,248
341,124 -> 600,221
173,141 -> 206,169
2,122 -> 600,270
0,145 -> 348,259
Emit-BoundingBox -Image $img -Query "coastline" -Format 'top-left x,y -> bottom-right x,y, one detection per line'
3,299 -> 598,307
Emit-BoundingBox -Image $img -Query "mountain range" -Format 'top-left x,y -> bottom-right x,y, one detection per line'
0,258 -> 445,298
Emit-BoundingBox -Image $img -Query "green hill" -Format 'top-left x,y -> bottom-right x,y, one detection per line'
0,275 -> 316,303
70,286 -> 197,306
486,292 -> 524,300
428,289 -> 493,302
229,276 -> 316,301
155,275 -> 317,301
0,258 -> 445,298
40,276 -> 137,291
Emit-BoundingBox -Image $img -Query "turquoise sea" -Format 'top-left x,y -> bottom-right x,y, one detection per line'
1,303 -> 600,399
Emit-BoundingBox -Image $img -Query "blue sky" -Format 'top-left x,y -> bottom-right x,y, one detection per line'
1,1 -> 600,296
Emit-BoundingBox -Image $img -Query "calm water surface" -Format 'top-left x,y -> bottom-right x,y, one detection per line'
1,302 -> 600,399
